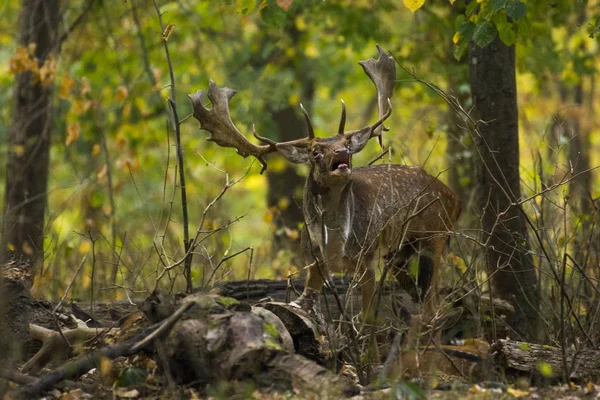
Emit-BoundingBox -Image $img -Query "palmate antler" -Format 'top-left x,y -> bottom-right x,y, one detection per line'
188,81 -> 277,174
189,46 -> 396,172
358,44 -> 396,147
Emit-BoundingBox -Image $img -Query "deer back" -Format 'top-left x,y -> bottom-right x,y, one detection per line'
302,164 -> 460,263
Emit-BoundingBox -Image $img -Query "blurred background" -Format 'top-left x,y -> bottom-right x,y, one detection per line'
0,0 -> 598,302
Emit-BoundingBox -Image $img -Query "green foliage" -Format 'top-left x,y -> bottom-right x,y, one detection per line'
116,367 -> 147,388
0,0 -> 598,302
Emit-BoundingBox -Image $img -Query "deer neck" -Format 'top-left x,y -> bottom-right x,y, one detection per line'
305,172 -> 353,229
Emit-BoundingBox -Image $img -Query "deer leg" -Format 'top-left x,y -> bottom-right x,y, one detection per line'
388,240 -> 419,299
405,238 -> 445,349
293,228 -> 326,309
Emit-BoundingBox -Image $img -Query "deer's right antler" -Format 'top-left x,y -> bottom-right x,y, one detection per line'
189,80 -> 277,174
189,81 -> 314,174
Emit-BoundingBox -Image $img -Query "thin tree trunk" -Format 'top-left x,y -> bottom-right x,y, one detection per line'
267,105 -> 310,260
1,0 -> 60,270
469,37 -> 540,340
568,3 -> 595,295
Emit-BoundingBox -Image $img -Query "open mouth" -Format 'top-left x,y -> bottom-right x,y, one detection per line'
331,153 -> 350,172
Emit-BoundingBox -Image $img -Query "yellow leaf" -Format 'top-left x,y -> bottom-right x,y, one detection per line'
507,388 -> 530,398
114,85 -> 129,102
8,46 -> 38,75
66,123 -> 80,146
11,145 -> 25,157
304,44 -> 319,58
295,15 -> 306,31
448,0 -> 455,3
270,156 -> 287,173
72,99 -> 92,115
264,211 -> 274,223
92,144 -> 101,156
277,197 -> 290,211
244,174 -> 265,190
80,77 -> 91,96
123,103 -> 131,117
453,31 -> 461,44
288,93 -> 299,106
97,164 -> 108,179
82,274 -> 91,289
116,136 -> 127,149
38,54 -> 56,86
403,0 -> 425,13
162,24 -> 175,40
79,241 -> 91,254
59,73 -> 75,99
102,204 -> 112,217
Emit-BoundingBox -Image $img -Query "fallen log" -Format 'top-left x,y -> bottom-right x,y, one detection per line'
491,339 -> 600,381
22,324 -> 108,375
12,293 -> 358,399
162,294 -> 358,396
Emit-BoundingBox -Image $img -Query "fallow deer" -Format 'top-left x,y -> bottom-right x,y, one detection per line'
189,46 -> 461,345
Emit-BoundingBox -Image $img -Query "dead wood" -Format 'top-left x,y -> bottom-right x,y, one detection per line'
22,324 -> 109,375
492,339 -> 600,380
161,293 -> 358,395
10,320 -> 163,400
0,368 -> 89,391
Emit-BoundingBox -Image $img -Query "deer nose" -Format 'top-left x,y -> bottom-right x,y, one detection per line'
334,148 -> 349,155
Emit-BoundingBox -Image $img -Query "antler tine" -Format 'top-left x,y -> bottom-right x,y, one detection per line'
252,124 -> 277,147
343,98 -> 392,141
358,44 -> 396,148
299,103 -> 315,139
338,99 -> 346,136
189,80 -> 277,174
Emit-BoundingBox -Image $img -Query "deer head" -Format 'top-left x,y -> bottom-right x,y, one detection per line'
188,45 -> 395,179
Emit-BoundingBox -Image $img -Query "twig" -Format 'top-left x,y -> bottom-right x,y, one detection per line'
54,257 -> 86,314
153,0 -> 192,292
58,0 -> 96,46
130,300 -> 196,353
204,246 -> 252,288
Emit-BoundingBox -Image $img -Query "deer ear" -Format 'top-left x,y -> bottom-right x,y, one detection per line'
349,127 -> 372,153
275,143 -> 310,164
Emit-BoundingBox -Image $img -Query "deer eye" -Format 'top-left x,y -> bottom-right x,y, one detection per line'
312,148 -> 319,157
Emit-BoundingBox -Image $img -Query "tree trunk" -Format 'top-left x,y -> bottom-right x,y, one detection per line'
1,0 -> 60,268
568,2 -> 596,297
469,37 -> 540,341
446,76 -> 474,221
266,105 -> 310,260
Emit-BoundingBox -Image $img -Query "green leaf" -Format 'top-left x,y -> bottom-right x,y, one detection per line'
466,0 -> 479,16
492,0 -> 508,12
506,0 -> 527,20
454,39 -> 469,61
454,14 -> 465,31
458,21 -> 476,39
498,21 -> 516,45
116,367 -> 147,388
473,21 -> 498,48
260,1 -> 288,28
516,18 -> 531,38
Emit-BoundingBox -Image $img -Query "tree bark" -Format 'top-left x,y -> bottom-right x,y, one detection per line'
469,37 -> 540,341
492,339 -> 600,380
266,105 -> 310,259
1,0 -> 60,268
